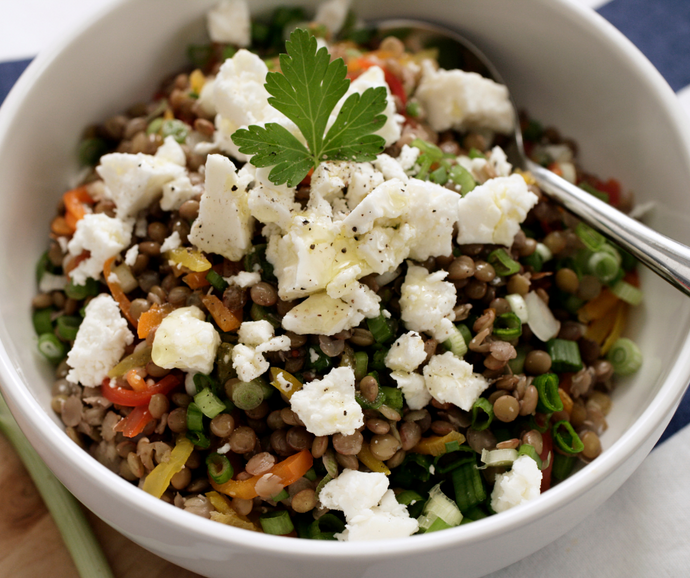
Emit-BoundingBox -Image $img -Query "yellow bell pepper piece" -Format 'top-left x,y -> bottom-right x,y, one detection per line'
412,431 -> 466,457
269,367 -> 303,400
143,437 -> 194,498
205,491 -> 261,532
357,443 -> 390,475
601,302 -> 628,355
107,345 -> 152,378
165,247 -> 212,272
190,69 -> 206,95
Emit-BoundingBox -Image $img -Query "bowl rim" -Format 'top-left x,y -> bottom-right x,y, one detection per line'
1,0 -> 690,561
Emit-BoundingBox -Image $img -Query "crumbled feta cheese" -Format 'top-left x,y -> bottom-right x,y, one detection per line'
423,351 -> 489,411
188,154 -> 255,261
135,216 -> 148,238
346,162 -> 384,209
373,153 -> 408,182
490,455 -> 542,513
66,294 -> 134,386
155,135 -> 187,166
385,331 -> 427,372
97,151 -> 186,219
38,272 -> 67,293
225,271 -> 261,288
196,76 -> 217,117
390,371 -> 431,411
124,244 -> 139,267
247,166 -> 300,231
151,306 -> 220,375
456,174 -> 538,247
67,213 -> 133,285
327,280 -> 381,319
160,231 -> 182,253
488,146 -> 512,178
313,0 -> 351,35
399,265 -> 456,341
310,161 -> 353,203
319,470 -> 418,541
207,0 -> 251,47
160,176 -> 201,212
289,367 -> 363,436
281,292 -> 365,336
334,66 -> 402,147
231,320 -> 291,382
415,60 -> 514,134
397,145 -> 421,172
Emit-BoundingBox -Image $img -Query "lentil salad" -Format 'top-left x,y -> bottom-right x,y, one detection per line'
32,0 -> 644,540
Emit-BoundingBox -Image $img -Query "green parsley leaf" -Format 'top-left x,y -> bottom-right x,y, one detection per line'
231,28 -> 387,186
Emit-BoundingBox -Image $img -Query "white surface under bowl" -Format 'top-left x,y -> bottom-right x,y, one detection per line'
1,0 -> 689,577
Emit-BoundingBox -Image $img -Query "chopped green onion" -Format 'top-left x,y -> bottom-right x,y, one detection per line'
305,345 -> 333,373
579,182 -> 609,203
449,164 -> 476,195
606,337 -> 642,376
468,147 -> 485,159
575,222 -> 606,252
314,473 -> 333,498
418,484 -> 463,532
533,372 -> 563,413
271,488 -> 289,502
552,452 -> 576,480
434,448 -> 474,474
33,308 -> 55,335
194,388 -> 226,419
367,311 -> 395,344
65,277 -> 100,300
471,397 -> 494,431
193,372 -> 221,396
517,444 -> 542,469
186,429 -> 210,449
610,280 -> 643,306
430,165 -> 448,185
205,269 -> 228,292
380,385 -> 403,412
522,250 -> 543,272
78,138 -> 108,166
56,315 -> 81,341
547,339 -> 583,372
353,351 -> 368,381
527,413 -> 552,434
260,510 -> 294,535
405,101 -> 420,117
480,448 -> 518,468
304,468 -> 317,482
505,294 -> 528,323
508,345 -> 527,374
250,303 -> 281,328
411,138 -> 444,160
244,243 -> 276,283
369,348 -> 389,372
552,420 -> 585,455
396,490 -> 424,506
308,512 -> 345,540
415,154 -> 434,180
535,242 -> 553,263
445,440 -> 461,453
230,380 -> 265,411
493,312 -> 522,340
37,333 -> 66,363
452,462 -> 486,512
146,117 -> 164,135
355,389 -> 385,410
186,402 -> 204,431
443,324 -> 468,358
206,453 -> 233,484
488,249 -> 520,276
588,249 -> 620,283
422,517 -> 453,533
462,505 -> 489,522
390,453 -> 433,487
160,119 -> 188,143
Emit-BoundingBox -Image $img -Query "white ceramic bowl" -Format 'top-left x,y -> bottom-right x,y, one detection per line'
1,1 -> 690,577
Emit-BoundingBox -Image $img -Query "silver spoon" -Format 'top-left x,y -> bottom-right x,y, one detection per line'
374,19 -> 690,296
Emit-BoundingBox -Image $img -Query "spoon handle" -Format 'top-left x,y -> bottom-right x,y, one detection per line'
527,159 -> 690,296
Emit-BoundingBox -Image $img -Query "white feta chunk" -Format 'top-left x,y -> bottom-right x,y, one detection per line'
124,244 -> 139,267
67,213 -> 133,285
66,294 -> 134,386
490,455 -> 542,513
97,152 -> 186,219
151,306 -> 220,375
346,162 -> 384,210
390,371 -> 431,411
423,351 -> 489,411
247,166 -> 300,231
319,470 -> 418,541
39,272 -> 67,293
160,176 -> 201,212
289,367 -> 363,436
415,61 -> 514,134
313,0 -> 351,36
155,135 -> 187,166
385,331 -> 427,372
237,320 -> 275,346
281,292 -> 365,336
456,174 -> 538,247
488,146 -> 512,177
225,271 -> 261,288
373,153 -> 408,182
399,265 -> 456,341
232,320 -> 291,382
207,0 -> 251,47
160,231 -> 181,253
397,145 -> 421,171
188,154 -> 254,261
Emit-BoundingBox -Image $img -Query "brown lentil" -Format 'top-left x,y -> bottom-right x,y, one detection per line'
366,418 -> 390,435
386,449 -> 406,469
167,407 -> 188,433
286,426 -> 314,451
519,385 -> 539,416
179,199 -> 200,221
474,261 -> 496,282
170,466 -> 192,490
291,489 -> 317,513
232,498 -> 253,517
332,431 -> 363,455
210,413 -> 235,438
311,436 -> 328,459
465,279 -> 488,300
522,430 -> 543,455
148,393 -> 169,419
369,434 -> 400,461
335,453 -> 359,471
466,428 -> 497,453
556,268 -> 579,294
524,350 -> 552,375
580,430 -> 602,460
138,241 -> 161,257
399,420 -> 422,451
447,255 -> 476,280
494,395 -> 520,422
359,375 -> 379,403
349,328 -> 375,347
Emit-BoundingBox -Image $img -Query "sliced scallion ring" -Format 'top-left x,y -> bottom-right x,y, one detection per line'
206,453 -> 233,484
552,420 -> 585,455
606,337 -> 643,375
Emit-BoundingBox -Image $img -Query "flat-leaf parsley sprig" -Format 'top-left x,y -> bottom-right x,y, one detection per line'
231,28 -> 388,187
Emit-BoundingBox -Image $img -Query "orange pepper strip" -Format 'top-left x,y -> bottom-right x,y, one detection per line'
601,302 -> 628,355
63,186 -> 94,231
51,215 -> 74,237
125,368 -> 148,392
577,288 -> 619,323
201,294 -> 242,332
183,270 -> 211,289
558,388 -> 574,415
104,257 -> 136,327
585,304 -> 618,345
113,405 -> 154,438
412,431 -> 466,457
137,303 -> 174,339
211,449 -> 313,500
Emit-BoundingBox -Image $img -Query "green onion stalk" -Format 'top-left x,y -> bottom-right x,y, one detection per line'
0,393 -> 114,578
